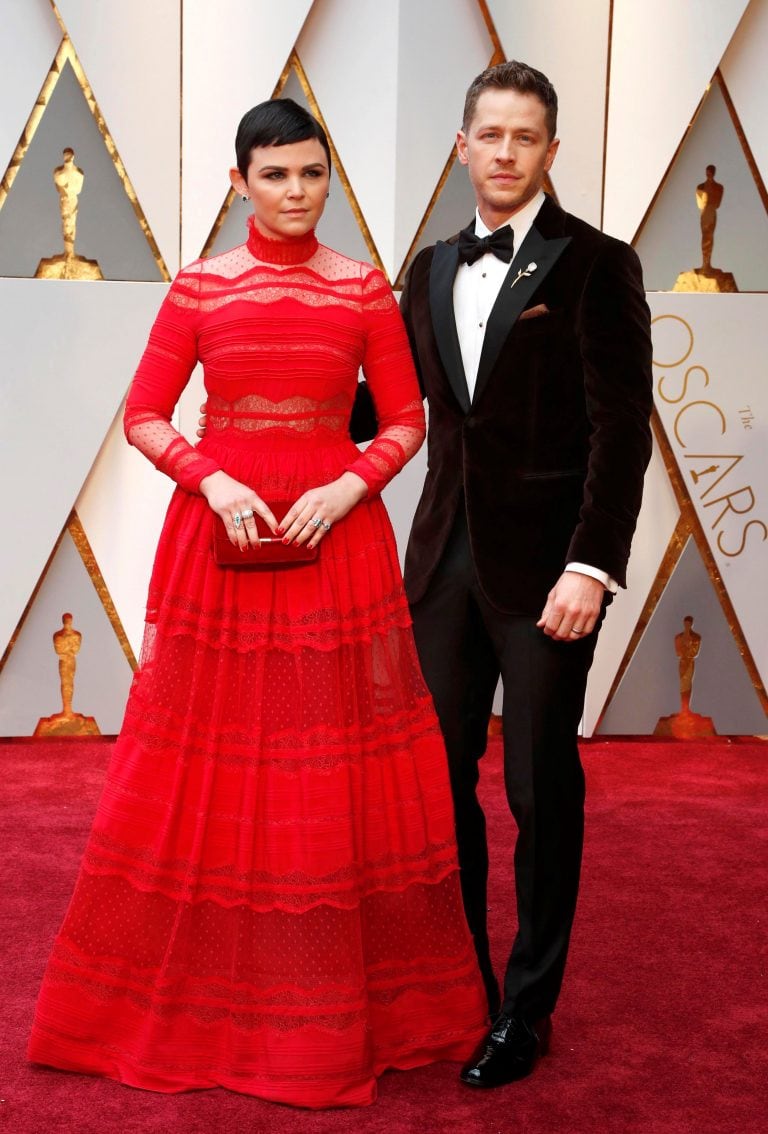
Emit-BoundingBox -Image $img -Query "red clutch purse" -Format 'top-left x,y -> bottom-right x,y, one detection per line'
212,505 -> 318,567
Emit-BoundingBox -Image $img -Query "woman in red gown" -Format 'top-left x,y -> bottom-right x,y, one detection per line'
28,99 -> 487,1109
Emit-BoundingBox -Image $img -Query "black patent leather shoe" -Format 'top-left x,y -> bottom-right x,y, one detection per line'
459,1013 -> 552,1088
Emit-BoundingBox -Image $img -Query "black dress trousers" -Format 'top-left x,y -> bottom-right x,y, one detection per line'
409,508 -> 608,1020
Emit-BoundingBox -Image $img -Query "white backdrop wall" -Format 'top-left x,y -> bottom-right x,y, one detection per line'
1,0 -> 766,737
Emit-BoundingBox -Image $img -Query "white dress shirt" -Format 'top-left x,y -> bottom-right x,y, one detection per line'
452,194 -> 617,594
453,192 -> 545,402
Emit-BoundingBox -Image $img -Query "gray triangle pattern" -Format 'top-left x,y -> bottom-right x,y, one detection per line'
0,59 -> 163,281
598,536 -> 766,735
0,528 -> 133,737
207,71 -> 371,266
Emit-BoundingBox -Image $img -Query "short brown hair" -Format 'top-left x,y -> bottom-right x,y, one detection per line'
462,60 -> 558,139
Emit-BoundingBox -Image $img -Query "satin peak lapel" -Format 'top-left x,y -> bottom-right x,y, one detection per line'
429,239 -> 471,414
473,225 -> 572,405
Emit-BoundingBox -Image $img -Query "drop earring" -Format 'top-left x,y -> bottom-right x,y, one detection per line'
242,195 -> 248,203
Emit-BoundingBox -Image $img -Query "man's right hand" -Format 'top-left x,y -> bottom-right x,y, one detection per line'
196,403 -> 207,439
536,571 -> 604,642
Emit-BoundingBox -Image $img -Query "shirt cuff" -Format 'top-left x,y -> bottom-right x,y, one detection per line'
565,562 -> 619,594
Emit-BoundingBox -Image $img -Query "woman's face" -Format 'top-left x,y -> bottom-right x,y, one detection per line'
231,137 -> 330,240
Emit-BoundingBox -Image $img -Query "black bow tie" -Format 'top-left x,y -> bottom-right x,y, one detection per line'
457,224 -> 515,266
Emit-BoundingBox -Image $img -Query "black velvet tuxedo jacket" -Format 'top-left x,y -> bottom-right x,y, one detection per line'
398,194 -> 653,616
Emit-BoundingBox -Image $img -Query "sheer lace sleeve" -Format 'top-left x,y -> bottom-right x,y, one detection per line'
345,267 -> 426,495
123,265 -> 221,494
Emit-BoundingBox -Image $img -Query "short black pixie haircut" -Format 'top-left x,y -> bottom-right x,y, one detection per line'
235,98 -> 332,178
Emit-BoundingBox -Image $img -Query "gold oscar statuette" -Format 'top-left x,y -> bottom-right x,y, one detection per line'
34,612 -> 101,737
34,148 -> 104,280
654,615 -> 716,738
673,165 -> 737,293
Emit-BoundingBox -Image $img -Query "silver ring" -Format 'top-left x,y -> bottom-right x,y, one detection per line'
571,627 -> 584,635
233,512 -> 242,529
321,520 -> 331,531
241,508 -> 254,521
310,517 -> 323,529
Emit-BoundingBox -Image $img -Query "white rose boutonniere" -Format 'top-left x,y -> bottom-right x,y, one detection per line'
511,262 -> 537,288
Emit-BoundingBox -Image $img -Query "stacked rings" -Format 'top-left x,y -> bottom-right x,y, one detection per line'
233,508 -> 255,530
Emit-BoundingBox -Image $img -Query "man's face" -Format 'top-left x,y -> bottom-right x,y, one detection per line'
457,88 -> 559,229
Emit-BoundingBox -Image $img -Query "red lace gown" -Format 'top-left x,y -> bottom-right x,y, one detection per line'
28,219 -> 487,1109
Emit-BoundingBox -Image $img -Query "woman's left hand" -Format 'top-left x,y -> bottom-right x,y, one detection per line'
279,472 -> 368,549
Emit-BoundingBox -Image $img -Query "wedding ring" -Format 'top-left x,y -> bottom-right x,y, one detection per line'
241,508 -> 254,521
233,512 -> 242,529
571,627 -> 584,635
310,517 -> 323,529
321,520 -> 331,531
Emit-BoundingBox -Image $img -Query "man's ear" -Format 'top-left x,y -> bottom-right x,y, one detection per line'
230,167 -> 247,196
544,137 -> 560,173
456,130 -> 469,167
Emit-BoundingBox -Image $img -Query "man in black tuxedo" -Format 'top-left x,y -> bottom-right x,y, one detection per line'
398,61 -> 653,1088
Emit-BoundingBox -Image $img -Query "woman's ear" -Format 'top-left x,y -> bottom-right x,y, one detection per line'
229,167 -> 247,197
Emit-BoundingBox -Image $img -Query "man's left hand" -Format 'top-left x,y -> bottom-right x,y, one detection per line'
536,572 -> 605,641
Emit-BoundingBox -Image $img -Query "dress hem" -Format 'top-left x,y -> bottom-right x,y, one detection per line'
28,1025 -> 486,1110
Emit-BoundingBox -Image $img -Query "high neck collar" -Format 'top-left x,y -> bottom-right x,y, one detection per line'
246,215 -> 318,265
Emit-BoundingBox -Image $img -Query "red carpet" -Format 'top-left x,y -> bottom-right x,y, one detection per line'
2,737 -> 766,1133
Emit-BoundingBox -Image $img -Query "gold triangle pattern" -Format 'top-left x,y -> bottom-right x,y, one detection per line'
199,51 -> 387,277
596,39 -> 768,725
392,18 -> 560,290
632,69 -> 768,252
0,30 -> 170,280
0,510 -> 137,683
652,408 -> 766,712
1,0 -> 764,737
476,0 -> 506,65
717,69 -> 768,215
394,145 -> 460,290
596,407 -> 767,729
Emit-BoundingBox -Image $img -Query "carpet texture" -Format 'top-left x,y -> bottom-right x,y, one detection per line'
2,737 -> 766,1133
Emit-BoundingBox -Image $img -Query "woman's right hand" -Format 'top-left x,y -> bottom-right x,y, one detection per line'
199,470 -> 277,550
